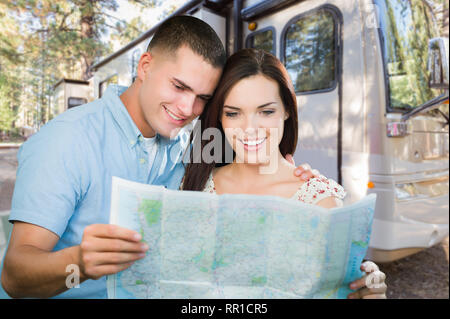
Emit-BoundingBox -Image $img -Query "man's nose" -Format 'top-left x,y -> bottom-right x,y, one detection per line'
177,93 -> 197,117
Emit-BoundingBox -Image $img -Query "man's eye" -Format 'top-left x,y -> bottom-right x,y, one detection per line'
173,83 -> 183,90
225,112 -> 238,118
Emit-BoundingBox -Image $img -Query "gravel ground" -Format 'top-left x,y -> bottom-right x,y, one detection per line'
0,147 -> 449,299
380,236 -> 449,299
0,147 -> 18,211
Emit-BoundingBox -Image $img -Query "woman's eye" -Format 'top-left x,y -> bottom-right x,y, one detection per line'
261,110 -> 275,115
225,112 -> 238,118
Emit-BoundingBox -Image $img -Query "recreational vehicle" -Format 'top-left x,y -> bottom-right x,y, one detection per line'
58,0 -> 450,263
52,78 -> 92,116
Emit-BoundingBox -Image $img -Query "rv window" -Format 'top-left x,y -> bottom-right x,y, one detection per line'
99,74 -> 118,98
246,27 -> 275,55
68,97 -> 87,109
283,9 -> 337,93
375,0 -> 442,112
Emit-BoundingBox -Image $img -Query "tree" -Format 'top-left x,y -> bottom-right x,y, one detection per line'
1,0 -> 161,80
0,4 -> 23,135
0,0 -> 169,136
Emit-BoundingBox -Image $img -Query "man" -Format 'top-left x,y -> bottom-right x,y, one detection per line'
0,16 -> 385,299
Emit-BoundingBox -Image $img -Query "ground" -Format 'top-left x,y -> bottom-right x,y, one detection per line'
0,147 -> 18,211
381,236 -> 449,299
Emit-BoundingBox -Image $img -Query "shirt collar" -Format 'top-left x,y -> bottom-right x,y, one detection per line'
103,84 -> 181,148
103,85 -> 143,148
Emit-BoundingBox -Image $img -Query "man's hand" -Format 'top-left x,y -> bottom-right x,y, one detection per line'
285,154 -> 319,181
79,224 -> 149,280
347,261 -> 387,299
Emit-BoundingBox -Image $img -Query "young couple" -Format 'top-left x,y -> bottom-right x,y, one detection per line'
0,15 -> 386,299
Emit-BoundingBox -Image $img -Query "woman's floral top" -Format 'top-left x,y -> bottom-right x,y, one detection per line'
202,172 -> 346,205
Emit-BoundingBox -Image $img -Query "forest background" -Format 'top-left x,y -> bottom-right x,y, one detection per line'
0,0 -> 186,141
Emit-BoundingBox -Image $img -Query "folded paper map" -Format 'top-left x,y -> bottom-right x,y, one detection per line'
107,176 -> 376,299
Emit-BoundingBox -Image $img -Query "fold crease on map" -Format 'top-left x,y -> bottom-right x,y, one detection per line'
107,176 -> 376,299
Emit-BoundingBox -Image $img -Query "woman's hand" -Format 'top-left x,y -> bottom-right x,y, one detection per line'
347,261 -> 387,299
286,154 -> 319,181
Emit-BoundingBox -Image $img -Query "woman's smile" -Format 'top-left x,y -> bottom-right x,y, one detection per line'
238,137 -> 267,151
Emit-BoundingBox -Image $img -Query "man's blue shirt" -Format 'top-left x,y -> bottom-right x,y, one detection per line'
0,85 -> 187,298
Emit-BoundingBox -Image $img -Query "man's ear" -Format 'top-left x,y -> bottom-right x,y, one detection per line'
137,52 -> 153,82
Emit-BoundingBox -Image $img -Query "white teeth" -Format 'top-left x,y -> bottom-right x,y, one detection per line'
242,138 -> 266,146
164,106 -> 183,121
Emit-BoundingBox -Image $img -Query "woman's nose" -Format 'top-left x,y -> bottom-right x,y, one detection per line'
244,127 -> 257,136
243,115 -> 258,131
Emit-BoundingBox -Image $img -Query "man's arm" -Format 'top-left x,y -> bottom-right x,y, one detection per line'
285,155 -> 318,181
1,222 -> 148,298
2,222 -> 79,298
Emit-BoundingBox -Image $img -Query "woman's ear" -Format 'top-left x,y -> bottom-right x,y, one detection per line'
284,111 -> 290,121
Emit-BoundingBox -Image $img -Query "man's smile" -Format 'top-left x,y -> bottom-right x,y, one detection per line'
163,105 -> 187,123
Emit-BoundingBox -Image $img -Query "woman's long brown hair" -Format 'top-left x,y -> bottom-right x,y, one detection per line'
182,48 -> 298,191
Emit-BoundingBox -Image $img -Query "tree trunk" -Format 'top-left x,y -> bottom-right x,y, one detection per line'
80,1 -> 96,80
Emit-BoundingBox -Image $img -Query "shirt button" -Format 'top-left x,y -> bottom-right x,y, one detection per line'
140,158 -> 146,164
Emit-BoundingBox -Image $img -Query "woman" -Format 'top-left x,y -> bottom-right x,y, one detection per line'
182,48 -> 386,298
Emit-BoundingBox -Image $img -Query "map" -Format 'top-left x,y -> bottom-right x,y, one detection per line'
107,176 -> 376,299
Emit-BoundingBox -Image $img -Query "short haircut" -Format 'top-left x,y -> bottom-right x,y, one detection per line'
147,15 -> 226,69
